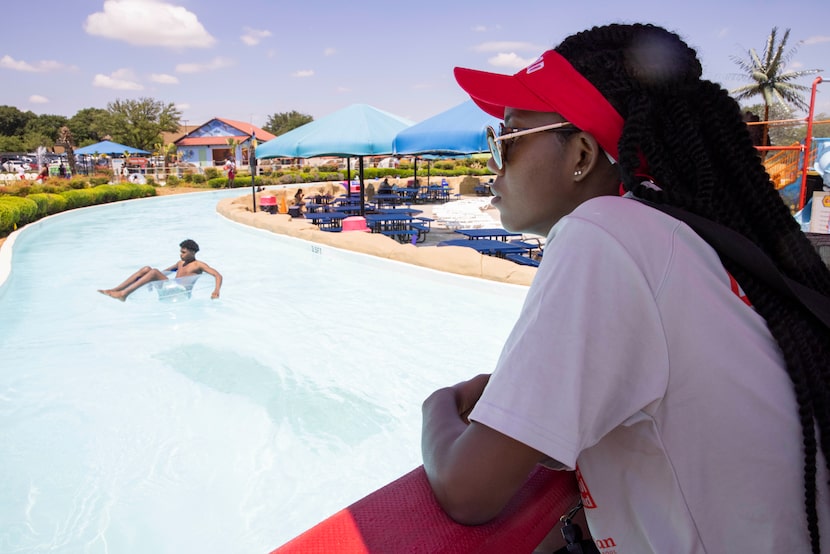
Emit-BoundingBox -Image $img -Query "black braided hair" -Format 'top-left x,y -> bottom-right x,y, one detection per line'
556,23 -> 830,552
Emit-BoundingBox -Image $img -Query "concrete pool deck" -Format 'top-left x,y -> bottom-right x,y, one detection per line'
217,192 -> 538,286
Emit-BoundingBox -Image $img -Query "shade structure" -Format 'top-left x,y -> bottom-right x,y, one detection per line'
256,104 -> 413,159
73,140 -> 150,156
256,104 -> 413,215
393,100 -> 501,156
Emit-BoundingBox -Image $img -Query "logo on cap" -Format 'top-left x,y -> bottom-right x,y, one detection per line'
525,56 -> 544,75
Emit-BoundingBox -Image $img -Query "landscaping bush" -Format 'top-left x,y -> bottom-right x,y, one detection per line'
204,167 -> 220,179
28,192 -> 68,215
89,176 -> 110,186
208,177 -> 225,189
191,174 -> 206,184
0,196 -> 39,234
67,178 -> 88,189
60,189 -> 96,209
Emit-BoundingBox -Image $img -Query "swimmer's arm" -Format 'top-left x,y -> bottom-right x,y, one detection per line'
197,261 -> 223,299
163,262 -> 180,272
421,374 -> 547,525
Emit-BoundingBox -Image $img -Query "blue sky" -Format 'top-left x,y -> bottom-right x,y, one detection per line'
2,0 -> 828,129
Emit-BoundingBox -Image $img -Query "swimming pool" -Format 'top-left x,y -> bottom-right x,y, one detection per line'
0,189 -> 528,553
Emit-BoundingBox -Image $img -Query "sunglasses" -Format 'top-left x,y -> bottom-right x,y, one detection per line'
486,121 -> 575,170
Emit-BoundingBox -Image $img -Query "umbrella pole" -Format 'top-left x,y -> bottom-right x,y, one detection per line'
346,157 -> 352,198
359,156 -> 365,216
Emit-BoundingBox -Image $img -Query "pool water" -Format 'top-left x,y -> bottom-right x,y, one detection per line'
0,190 -> 528,554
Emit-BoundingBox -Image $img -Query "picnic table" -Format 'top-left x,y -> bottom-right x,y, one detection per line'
305,211 -> 348,231
438,238 -> 530,258
373,193 -> 401,209
454,228 -> 523,241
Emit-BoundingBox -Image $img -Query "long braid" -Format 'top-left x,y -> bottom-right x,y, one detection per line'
558,23 -> 830,552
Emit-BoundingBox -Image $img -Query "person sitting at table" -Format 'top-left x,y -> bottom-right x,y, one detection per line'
294,188 -> 306,213
378,178 -> 393,194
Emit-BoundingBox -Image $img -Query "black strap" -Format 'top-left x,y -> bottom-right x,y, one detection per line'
637,199 -> 830,329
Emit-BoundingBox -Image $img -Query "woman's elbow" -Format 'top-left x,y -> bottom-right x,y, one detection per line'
432,482 -> 504,525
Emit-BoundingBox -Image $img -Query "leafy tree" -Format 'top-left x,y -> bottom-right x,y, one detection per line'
0,135 -> 25,152
24,114 -> 69,144
106,97 -> 181,151
67,108 -> 113,145
730,27 -> 822,146
813,113 -> 830,139
263,110 -> 313,136
0,105 -> 35,137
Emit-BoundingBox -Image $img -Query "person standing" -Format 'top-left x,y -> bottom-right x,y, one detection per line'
225,158 -> 236,188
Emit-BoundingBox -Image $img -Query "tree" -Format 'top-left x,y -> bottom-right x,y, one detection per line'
263,110 -> 313,136
813,113 -> 830,139
742,103 -> 805,146
0,105 -> 35,137
24,114 -> 69,144
106,97 -> 181,151
730,27 -> 822,146
57,126 -> 77,175
67,108 -> 113,145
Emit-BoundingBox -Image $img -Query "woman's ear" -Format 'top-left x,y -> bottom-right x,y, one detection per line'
570,132 -> 603,181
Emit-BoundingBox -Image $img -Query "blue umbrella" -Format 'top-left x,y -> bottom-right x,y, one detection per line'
256,104 -> 413,159
73,140 -> 150,155
393,100 -> 500,156
256,104 -> 413,215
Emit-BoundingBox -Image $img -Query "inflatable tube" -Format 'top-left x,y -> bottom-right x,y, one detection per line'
153,274 -> 199,302
271,465 -> 579,553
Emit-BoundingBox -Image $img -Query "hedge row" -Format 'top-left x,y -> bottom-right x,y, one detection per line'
0,183 -> 156,235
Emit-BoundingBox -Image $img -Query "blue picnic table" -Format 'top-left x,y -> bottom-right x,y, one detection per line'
438,238 -> 530,258
454,228 -> 523,241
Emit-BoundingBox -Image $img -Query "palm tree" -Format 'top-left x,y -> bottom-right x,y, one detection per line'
730,27 -> 822,147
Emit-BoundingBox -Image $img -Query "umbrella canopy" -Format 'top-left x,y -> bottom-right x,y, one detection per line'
73,140 -> 150,156
256,104 -> 413,159
393,100 -> 501,156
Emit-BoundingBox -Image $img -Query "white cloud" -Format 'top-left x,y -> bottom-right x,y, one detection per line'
292,69 -> 314,78
29,95 -> 49,104
84,0 -> 215,48
488,52 -> 535,70
241,27 -> 272,46
150,73 -> 179,84
0,55 -> 67,72
175,57 -> 233,73
804,35 -> 830,45
472,25 -> 487,32
474,41 -> 539,53
93,68 -> 144,90
323,47 -> 336,56
175,102 -> 190,111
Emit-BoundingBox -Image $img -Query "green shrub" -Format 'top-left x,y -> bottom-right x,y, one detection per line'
89,176 -> 110,186
191,174 -> 206,184
60,189 -> 96,209
182,173 -> 193,183
204,167 -> 220,179
90,185 -> 119,204
208,177 -> 225,189
0,196 -> 39,234
166,175 -> 180,186
67,178 -> 88,189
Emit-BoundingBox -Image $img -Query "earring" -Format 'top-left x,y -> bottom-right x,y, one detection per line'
574,170 -> 583,176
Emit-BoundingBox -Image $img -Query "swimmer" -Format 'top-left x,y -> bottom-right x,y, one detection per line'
98,239 -> 222,301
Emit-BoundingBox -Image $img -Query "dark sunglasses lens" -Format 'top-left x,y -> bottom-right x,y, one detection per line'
486,127 -> 503,170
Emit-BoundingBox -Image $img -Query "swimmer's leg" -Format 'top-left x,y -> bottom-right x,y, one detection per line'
100,267 -> 168,300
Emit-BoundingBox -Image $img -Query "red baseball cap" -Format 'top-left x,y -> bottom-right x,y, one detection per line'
454,50 -> 624,162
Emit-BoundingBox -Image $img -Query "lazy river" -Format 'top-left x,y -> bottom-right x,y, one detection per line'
0,189 -> 528,553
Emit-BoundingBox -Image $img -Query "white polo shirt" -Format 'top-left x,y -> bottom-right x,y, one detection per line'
470,195 -> 829,552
